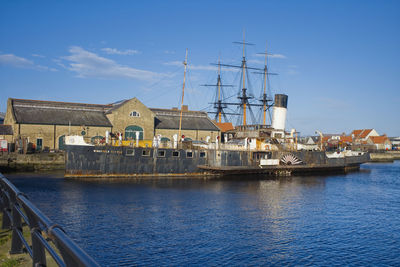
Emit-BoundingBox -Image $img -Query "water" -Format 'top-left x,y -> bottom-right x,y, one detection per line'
5,162 -> 400,266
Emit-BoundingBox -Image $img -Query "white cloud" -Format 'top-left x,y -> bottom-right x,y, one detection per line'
0,54 -> 34,68
190,64 -> 219,71
255,53 -> 287,59
163,61 -> 182,66
163,61 -> 238,72
247,59 -> 264,65
63,46 -> 162,81
270,54 -> 287,59
164,61 -> 217,71
32,54 -> 45,58
0,53 -> 56,71
101,48 -> 140,55
164,50 -> 175,54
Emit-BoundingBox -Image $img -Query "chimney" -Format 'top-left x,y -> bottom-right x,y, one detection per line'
272,94 -> 288,131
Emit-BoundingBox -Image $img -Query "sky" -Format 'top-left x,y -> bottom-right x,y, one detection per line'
1,0 -> 399,136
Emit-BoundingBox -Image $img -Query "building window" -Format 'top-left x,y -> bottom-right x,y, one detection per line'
157,150 -> 166,157
172,151 -> 180,157
36,138 -> 43,151
200,152 -> 206,158
142,150 -> 150,157
130,111 -> 140,117
125,125 -> 144,140
58,135 -> 66,150
186,151 -> 193,158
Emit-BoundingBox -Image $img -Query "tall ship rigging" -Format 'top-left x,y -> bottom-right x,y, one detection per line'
64,38 -> 369,178
206,35 -> 276,128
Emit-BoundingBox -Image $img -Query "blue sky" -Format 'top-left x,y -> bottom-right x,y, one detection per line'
1,0 -> 399,136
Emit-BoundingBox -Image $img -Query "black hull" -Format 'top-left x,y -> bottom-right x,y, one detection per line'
65,145 -> 369,178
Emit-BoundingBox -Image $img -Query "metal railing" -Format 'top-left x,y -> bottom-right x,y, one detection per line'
0,173 -> 99,267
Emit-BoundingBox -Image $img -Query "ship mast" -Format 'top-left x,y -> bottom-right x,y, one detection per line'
217,57 -> 222,123
178,49 -> 188,142
241,31 -> 247,125
202,56 -> 234,123
212,32 -> 259,126
255,41 -> 277,125
209,34 -> 277,126
263,42 -> 268,125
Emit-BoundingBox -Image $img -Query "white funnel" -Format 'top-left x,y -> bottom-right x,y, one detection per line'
272,94 -> 288,131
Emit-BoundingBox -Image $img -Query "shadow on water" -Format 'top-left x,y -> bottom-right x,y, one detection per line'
4,169 -> 359,193
4,170 -> 65,178
61,167 -> 372,189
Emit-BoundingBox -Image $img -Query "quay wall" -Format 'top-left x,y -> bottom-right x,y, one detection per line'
386,151 -> 400,160
369,152 -> 394,162
0,152 -> 65,171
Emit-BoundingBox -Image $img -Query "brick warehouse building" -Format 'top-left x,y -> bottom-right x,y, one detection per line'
3,97 -> 220,151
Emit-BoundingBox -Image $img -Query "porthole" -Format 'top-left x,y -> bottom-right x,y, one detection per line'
126,149 -> 134,156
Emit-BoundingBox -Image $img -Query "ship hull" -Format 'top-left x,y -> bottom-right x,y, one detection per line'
65,145 -> 369,178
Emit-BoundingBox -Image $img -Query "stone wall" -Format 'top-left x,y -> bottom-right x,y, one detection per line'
106,98 -> 155,140
8,124 -> 111,150
0,152 -> 65,171
369,152 -> 395,162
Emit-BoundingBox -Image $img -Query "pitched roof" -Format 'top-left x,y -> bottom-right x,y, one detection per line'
352,129 -> 373,139
340,136 -> 353,143
104,99 -> 129,114
0,125 -> 13,135
10,98 -> 113,127
352,130 -> 362,136
214,122 -> 234,132
369,136 -> 390,144
151,108 -> 219,131
305,137 -> 316,144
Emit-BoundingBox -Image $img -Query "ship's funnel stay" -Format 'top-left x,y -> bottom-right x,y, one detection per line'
272,94 -> 288,131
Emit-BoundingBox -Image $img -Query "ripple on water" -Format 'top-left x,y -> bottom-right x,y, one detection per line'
5,162 -> 400,266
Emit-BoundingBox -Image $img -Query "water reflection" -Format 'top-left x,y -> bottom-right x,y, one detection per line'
5,163 -> 400,266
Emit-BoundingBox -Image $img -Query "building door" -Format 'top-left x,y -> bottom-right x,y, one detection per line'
36,138 -> 43,151
125,126 -> 143,140
58,135 -> 65,150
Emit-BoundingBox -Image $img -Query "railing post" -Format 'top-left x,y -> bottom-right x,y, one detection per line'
1,174 -> 99,266
10,204 -> 24,254
1,207 -> 11,229
0,191 -> 12,229
31,229 -> 46,266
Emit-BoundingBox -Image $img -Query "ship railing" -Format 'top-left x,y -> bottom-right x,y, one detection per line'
0,173 -> 99,267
